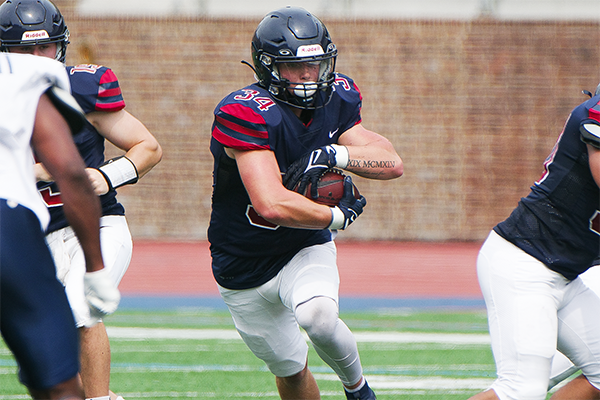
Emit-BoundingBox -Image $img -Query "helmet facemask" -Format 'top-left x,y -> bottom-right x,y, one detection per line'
266,48 -> 337,109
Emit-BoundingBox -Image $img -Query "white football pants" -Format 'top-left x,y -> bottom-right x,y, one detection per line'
46,215 -> 132,327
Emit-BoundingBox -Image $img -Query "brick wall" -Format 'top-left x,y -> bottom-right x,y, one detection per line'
51,2 -> 600,241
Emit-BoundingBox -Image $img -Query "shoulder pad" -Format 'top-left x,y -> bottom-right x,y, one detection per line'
580,122 -> 600,149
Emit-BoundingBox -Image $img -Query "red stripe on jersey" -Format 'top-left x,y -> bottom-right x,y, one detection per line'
96,101 -> 125,112
99,87 -> 122,98
216,114 -> 268,140
353,82 -> 363,101
589,103 -> 600,123
96,68 -> 125,112
221,103 -> 267,125
213,127 -> 269,150
99,68 -> 119,85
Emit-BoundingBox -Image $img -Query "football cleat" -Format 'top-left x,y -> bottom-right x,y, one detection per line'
344,379 -> 376,400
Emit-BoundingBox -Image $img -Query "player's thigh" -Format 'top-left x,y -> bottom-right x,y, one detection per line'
478,231 -> 562,399
98,215 -> 133,285
62,216 -> 131,326
64,215 -> 132,284
48,216 -> 131,289
0,202 -> 79,390
45,228 -> 72,283
218,281 -> 308,378
578,264 -> 600,294
558,278 -> 600,390
278,241 -> 340,311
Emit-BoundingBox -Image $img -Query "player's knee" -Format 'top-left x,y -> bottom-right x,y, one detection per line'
494,379 -> 548,400
295,297 -> 338,345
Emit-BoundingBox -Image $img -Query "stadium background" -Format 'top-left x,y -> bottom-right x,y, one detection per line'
48,0 -> 599,301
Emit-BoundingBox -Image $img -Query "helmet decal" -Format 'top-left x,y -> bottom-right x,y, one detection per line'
296,45 -> 324,57
22,30 -> 50,41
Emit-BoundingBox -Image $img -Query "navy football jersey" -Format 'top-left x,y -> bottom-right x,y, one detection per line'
494,93 -> 600,280
38,64 -> 126,233
209,73 -> 362,289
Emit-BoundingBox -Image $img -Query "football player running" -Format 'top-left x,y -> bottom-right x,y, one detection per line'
208,6 -> 402,400
467,83 -> 600,400
0,1 -> 162,400
0,52 -> 119,400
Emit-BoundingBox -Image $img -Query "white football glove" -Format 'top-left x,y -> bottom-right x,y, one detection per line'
83,268 -> 121,326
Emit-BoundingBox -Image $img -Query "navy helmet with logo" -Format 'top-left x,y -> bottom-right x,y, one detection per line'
250,6 -> 338,109
0,0 -> 70,63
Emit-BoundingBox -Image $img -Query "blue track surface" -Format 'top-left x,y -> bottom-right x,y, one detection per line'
120,295 -> 485,311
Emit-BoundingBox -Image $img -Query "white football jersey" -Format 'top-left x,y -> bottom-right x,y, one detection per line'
0,53 -> 72,230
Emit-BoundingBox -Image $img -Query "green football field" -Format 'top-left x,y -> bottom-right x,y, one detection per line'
0,308 -> 571,399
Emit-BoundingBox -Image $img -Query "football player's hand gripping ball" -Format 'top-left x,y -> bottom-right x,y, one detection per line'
283,144 -> 349,198
83,268 -> 121,326
328,175 -> 367,230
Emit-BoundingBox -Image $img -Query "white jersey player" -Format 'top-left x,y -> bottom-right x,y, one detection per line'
0,52 -> 119,399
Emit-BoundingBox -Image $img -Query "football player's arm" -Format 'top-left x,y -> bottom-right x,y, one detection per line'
337,123 -> 403,180
32,93 -> 104,273
228,147 -> 333,229
86,109 -> 163,195
34,161 -> 53,182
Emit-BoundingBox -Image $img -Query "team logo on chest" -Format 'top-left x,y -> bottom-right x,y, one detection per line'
246,205 -> 279,230
39,185 -> 63,207
590,210 -> 600,236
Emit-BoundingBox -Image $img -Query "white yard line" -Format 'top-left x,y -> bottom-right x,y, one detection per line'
4,328 -> 576,397
0,328 -> 495,397
106,327 -> 490,345
316,373 -> 493,389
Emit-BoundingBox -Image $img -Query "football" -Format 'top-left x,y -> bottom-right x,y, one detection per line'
301,169 -> 360,207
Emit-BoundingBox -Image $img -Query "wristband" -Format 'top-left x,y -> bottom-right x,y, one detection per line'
328,206 -> 345,230
331,144 -> 349,169
97,156 -> 138,191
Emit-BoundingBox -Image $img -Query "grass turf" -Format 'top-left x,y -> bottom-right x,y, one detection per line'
0,308 -> 566,399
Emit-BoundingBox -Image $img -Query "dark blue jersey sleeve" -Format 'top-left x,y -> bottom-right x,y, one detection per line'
212,95 -> 275,151
40,65 -> 126,233
66,64 -> 125,114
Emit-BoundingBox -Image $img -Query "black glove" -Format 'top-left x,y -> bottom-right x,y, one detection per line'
284,144 -> 348,198
328,176 -> 367,230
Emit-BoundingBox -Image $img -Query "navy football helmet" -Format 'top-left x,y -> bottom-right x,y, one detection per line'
250,6 -> 337,109
0,0 -> 70,63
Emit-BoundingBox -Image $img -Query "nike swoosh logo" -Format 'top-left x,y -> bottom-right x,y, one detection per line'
328,128 -> 339,138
